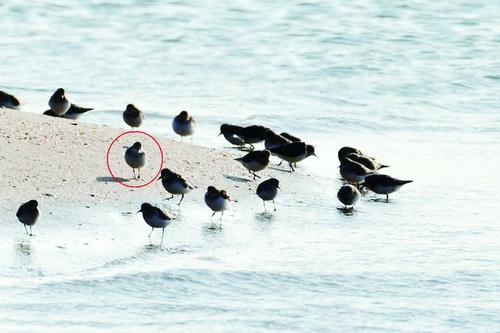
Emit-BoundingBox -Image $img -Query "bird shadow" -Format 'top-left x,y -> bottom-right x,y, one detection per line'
255,211 -> 275,222
223,174 -> 252,183
337,207 -> 355,216
16,242 -> 32,256
96,176 -> 130,183
368,198 -> 390,203
268,166 -> 293,173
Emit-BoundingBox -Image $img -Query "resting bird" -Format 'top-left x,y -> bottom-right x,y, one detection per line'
204,186 -> 231,220
124,142 -> 146,179
337,185 -> 360,209
43,103 -> 93,119
172,110 -> 195,138
0,90 -> 20,109
123,104 -> 144,128
339,157 -> 375,184
16,200 -> 39,236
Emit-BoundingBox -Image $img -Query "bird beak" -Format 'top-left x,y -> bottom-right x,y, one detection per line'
217,132 -> 222,137
136,209 -> 141,213
277,186 -> 281,190
157,176 -> 162,180
313,153 -> 318,158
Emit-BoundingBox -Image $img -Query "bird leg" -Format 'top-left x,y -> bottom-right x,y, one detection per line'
160,228 -> 165,247
138,168 -> 141,179
132,168 -> 136,179
29,226 -> 33,237
273,200 -> 276,211
263,200 -> 267,212
148,227 -> 154,243
220,211 -> 224,221
386,194 -> 389,203
251,171 -> 261,180
211,211 -> 216,217
177,194 -> 185,206
289,162 -> 295,172
165,193 -> 175,200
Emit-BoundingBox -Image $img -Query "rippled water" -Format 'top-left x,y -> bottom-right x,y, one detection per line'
1,1 -> 500,332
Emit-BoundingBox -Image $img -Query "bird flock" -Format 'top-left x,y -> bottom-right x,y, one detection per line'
2,88 -> 413,247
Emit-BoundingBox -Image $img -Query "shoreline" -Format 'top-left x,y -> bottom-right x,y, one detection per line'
0,108 -> 287,215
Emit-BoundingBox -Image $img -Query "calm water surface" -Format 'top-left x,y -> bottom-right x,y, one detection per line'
1,0 -> 499,332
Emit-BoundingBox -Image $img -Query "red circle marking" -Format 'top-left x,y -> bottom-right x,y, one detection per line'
106,130 -> 164,188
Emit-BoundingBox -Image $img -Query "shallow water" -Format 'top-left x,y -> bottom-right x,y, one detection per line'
1,0 -> 500,332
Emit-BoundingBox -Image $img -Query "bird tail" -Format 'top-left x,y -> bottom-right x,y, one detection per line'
379,164 -> 390,169
398,180 -> 413,185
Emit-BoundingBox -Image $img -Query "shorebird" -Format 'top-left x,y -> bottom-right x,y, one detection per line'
43,103 -> 93,119
339,157 -> 375,184
0,90 -> 20,109
345,152 -> 388,171
204,186 -> 231,220
16,200 -> 39,236
337,185 -> 360,209
219,124 -> 246,147
123,104 -> 144,128
48,88 -> 70,116
138,203 -> 172,246
269,142 -> 317,172
158,168 -> 194,206
338,146 -> 363,162
256,178 -> 280,211
172,110 -> 195,139
264,130 -> 291,150
125,142 -> 146,179
363,174 -> 413,202
280,132 -> 302,142
235,150 -> 271,180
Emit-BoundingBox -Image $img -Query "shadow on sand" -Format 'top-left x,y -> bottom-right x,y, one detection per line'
223,174 -> 252,183
96,176 -> 130,183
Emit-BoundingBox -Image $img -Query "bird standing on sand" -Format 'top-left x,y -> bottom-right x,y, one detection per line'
235,150 -> 271,180
337,185 -> 360,209
123,104 -> 144,128
158,168 -> 194,206
138,203 -> 172,246
270,142 -> 317,172
256,178 -> 280,211
204,186 -> 231,220
172,110 -> 195,138
0,90 -> 20,109
16,200 -> 39,236
219,124 -> 269,149
363,174 -> 413,202
44,103 -> 93,119
125,142 -> 146,179
48,88 -> 70,116
339,157 -> 375,184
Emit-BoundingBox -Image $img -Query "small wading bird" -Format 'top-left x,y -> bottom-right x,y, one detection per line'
16,200 -> 39,236
264,130 -> 291,150
339,157 -> 375,185
337,184 -> 360,210
123,104 -> 144,128
125,142 -> 146,179
204,186 -> 231,221
43,103 -> 93,119
280,132 -> 301,142
270,141 -> 317,172
363,174 -> 413,202
172,110 -> 195,139
138,203 -> 172,246
48,88 -> 70,116
158,168 -> 194,206
219,124 -> 245,147
0,90 -> 20,109
235,150 -> 271,180
256,178 -> 280,211
219,124 -> 269,150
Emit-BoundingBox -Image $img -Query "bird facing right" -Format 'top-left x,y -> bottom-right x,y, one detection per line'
125,142 -> 146,179
256,178 -> 280,211
16,200 -> 39,236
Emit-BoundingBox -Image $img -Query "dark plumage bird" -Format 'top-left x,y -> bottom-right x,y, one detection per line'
269,142 -> 317,172
256,178 -> 280,211
235,150 -> 271,179
337,185 -> 360,209
339,157 -> 375,184
338,146 -> 363,162
363,174 -> 413,202
43,103 -> 93,119
280,132 -> 302,142
219,124 -> 269,149
48,88 -> 70,116
138,203 -> 172,246
16,200 -> 39,236
345,152 -> 388,171
125,142 -> 146,179
264,130 -> 291,150
172,110 -> 195,138
0,90 -> 20,109
219,124 -> 246,147
158,168 -> 194,206
123,104 -> 144,128
204,186 -> 231,220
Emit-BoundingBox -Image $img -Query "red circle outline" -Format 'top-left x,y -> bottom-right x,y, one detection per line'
106,131 -> 164,188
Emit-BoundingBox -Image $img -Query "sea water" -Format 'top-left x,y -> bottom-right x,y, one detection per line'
1,1 -> 499,332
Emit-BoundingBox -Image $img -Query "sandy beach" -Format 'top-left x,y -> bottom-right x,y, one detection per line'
0,108 -> 285,214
